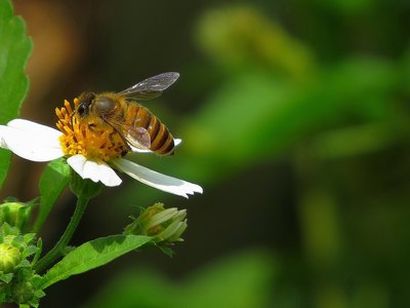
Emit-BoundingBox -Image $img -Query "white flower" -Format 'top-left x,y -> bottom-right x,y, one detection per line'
0,119 -> 202,198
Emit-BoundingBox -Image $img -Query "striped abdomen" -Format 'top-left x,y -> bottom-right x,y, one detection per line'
125,102 -> 175,155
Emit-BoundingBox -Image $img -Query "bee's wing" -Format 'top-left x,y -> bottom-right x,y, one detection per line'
118,72 -> 180,101
102,116 -> 152,151
124,126 -> 151,151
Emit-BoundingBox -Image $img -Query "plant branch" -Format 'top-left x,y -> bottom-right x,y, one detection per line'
34,196 -> 89,273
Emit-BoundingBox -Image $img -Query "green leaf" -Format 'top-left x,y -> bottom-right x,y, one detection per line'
0,272 -> 13,283
173,59 -> 397,181
40,234 -> 151,289
180,251 -> 274,308
0,0 -> 32,188
85,250 -> 274,308
33,159 -> 70,233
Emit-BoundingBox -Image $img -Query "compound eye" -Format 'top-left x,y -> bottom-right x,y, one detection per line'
94,96 -> 115,115
76,92 -> 95,117
77,103 -> 88,116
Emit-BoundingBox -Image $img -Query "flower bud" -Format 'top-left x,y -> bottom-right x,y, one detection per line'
0,236 -> 22,273
11,280 -> 36,304
0,201 -> 33,230
124,203 -> 188,243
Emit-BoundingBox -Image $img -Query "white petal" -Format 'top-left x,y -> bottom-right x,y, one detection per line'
112,158 -> 203,198
83,160 -> 122,186
97,163 -> 122,186
67,155 -> 122,187
174,138 -> 182,146
67,154 -> 87,176
8,119 -> 62,140
83,160 -> 101,183
0,120 -> 64,162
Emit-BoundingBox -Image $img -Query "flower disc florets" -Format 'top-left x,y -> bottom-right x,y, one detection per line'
56,99 -> 129,162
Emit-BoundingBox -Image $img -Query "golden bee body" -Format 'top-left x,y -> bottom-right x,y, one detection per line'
108,94 -> 175,155
75,72 -> 179,156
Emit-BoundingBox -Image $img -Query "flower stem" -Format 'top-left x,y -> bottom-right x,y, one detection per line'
34,196 -> 90,273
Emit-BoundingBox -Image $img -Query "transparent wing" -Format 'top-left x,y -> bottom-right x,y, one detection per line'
101,116 -> 151,151
118,72 -> 180,100
124,126 -> 151,151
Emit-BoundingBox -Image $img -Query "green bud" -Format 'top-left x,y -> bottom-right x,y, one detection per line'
125,203 -> 188,243
0,201 -> 33,230
11,280 -> 35,304
0,236 -> 22,273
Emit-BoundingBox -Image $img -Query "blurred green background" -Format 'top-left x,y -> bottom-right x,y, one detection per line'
4,0 -> 410,307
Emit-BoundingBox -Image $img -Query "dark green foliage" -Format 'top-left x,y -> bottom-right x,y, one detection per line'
0,0 -> 32,188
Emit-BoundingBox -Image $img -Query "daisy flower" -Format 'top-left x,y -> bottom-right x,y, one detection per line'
0,99 -> 202,198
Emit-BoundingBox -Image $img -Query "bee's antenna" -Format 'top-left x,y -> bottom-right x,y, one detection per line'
70,108 -> 77,126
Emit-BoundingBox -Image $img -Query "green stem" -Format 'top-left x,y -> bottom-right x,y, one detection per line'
34,196 -> 90,273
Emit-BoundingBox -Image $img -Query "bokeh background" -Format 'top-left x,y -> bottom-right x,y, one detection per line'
4,0 -> 410,307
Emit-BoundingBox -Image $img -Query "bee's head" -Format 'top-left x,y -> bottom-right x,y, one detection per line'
76,92 -> 95,118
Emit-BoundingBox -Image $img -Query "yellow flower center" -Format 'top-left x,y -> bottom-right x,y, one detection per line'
55,99 -> 129,162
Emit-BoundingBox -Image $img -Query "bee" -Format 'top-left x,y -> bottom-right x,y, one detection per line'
74,72 -> 180,156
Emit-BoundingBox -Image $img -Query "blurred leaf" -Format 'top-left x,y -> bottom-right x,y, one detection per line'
402,47 -> 410,96
196,6 -> 315,79
309,122 -> 407,160
86,250 -> 274,308
180,250 -> 274,308
40,235 -> 151,289
177,58 -> 397,181
314,0 -> 375,14
87,270 -> 175,308
298,187 -> 343,268
33,159 -> 70,233
0,0 -> 32,188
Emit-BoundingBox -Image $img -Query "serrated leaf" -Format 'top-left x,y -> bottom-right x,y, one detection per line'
28,301 -> 40,308
16,259 -> 31,268
40,234 -> 151,289
0,0 -> 32,188
34,289 -> 46,298
31,238 -> 42,265
33,159 -> 70,233
31,274 -> 43,288
23,233 -> 36,243
0,272 -> 13,283
22,244 -> 38,259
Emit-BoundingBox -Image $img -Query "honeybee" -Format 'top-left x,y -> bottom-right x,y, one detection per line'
74,72 -> 180,155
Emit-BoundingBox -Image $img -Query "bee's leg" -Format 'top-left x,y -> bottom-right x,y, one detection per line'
100,116 -> 131,151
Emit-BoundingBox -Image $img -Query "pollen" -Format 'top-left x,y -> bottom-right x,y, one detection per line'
56,99 -> 129,162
